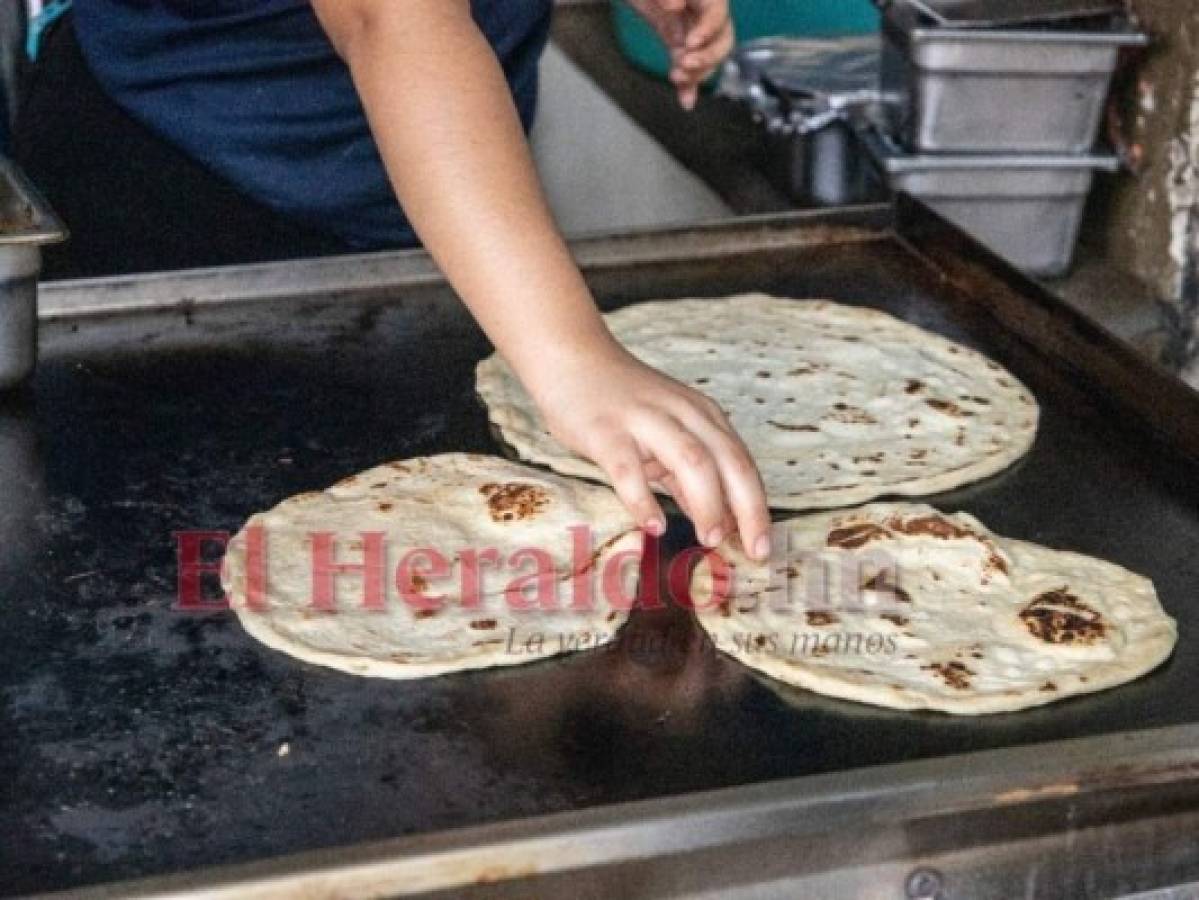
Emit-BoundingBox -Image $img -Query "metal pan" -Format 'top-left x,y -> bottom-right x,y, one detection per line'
879,0 -> 1126,29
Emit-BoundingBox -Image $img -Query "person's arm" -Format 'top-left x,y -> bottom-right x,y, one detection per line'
311,0 -> 769,560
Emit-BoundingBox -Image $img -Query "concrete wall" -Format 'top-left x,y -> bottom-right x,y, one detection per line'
1094,1 -> 1199,383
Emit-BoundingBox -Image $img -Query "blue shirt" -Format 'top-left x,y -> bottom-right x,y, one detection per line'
73,1 -> 552,250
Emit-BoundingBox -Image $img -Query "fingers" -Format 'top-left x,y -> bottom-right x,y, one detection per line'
593,435 -> 667,536
684,0 -> 731,51
676,407 -> 771,561
680,21 -> 734,76
632,412 -> 730,550
668,10 -> 734,111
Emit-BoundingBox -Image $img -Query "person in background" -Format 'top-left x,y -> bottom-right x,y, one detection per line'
13,0 -> 769,561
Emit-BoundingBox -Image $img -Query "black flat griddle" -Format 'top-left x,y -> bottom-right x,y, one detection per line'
4,203 -> 1199,896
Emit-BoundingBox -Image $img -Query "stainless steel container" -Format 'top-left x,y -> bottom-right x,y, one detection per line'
0,158 -> 66,390
862,129 -> 1118,276
880,5 -> 1146,153
719,37 -> 893,207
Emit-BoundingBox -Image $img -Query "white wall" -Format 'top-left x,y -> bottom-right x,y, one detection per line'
530,44 -> 730,236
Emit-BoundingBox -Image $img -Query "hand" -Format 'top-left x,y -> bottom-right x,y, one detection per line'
527,337 -> 771,560
626,0 -> 735,110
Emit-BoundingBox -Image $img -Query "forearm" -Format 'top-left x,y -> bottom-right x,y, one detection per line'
316,0 -> 617,395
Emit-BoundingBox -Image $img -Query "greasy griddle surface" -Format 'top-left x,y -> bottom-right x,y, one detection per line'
4,239 -> 1198,894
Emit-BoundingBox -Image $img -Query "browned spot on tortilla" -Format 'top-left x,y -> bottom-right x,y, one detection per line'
862,572 -> 913,604
788,363 -> 828,376
767,420 -> 819,432
880,613 -> 910,627
377,501 -> 395,512
717,599 -> 731,618
479,482 -> 551,523
1041,681 -> 1058,692
889,514 -> 972,541
389,462 -> 410,473
607,610 -> 619,622
827,522 -> 889,549
854,453 -> 885,464
826,404 -> 877,425
806,610 -> 840,627
370,482 -> 387,489
888,514 -> 1009,576
909,449 -> 928,460
778,565 -> 802,579
905,379 -> 924,394
413,608 -> 438,619
757,370 -> 772,378
925,398 -> 974,417
754,634 -> 768,649
1020,589 -> 1107,646
923,660 -> 973,690
696,377 -> 710,385
470,619 -> 498,630
908,418 -> 921,428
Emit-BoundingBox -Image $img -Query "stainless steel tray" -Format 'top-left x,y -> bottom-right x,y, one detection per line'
864,128 -> 1118,275
881,5 -> 1147,153
718,37 -> 892,206
882,0 -> 1125,29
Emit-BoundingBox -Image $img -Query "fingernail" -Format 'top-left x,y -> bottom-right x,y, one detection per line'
704,526 -> 724,547
754,534 -> 771,560
645,517 -> 666,537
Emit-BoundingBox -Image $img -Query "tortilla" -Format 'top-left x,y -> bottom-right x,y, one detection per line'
476,294 -> 1039,510
691,503 -> 1176,714
221,454 -> 643,679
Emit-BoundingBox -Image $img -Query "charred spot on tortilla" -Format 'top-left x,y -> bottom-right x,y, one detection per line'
1020,589 -> 1107,645
805,610 -> 840,627
827,522 -> 888,549
861,572 -> 913,604
479,482 -> 551,523
924,660 -> 973,690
